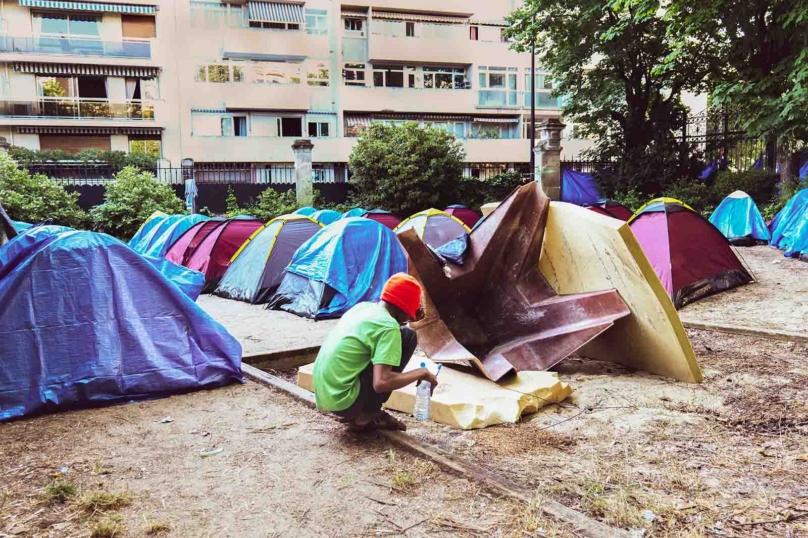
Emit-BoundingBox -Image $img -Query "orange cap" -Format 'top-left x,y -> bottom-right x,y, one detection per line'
381,273 -> 422,319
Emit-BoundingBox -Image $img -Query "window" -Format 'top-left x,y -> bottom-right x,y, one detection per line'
34,12 -> 101,37
306,8 -> 328,35
500,28 -> 511,43
307,63 -> 330,86
423,67 -> 468,89
208,64 -> 230,83
406,22 -> 415,37
343,63 -> 366,86
478,66 -> 518,107
427,121 -> 466,139
221,117 -> 233,136
469,25 -> 478,40
344,18 -> 364,32
195,64 -> 246,83
280,117 -> 302,137
220,116 -> 247,136
252,62 -> 301,84
525,70 -> 554,90
130,138 -> 161,155
233,64 -> 245,82
121,15 -> 156,39
37,76 -> 75,97
308,122 -> 330,137
249,21 -> 300,30
372,66 -> 415,88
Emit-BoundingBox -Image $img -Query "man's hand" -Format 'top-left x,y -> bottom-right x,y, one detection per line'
417,368 -> 439,395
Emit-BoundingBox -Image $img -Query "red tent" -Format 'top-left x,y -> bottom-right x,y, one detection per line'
362,209 -> 401,230
165,216 -> 264,292
585,201 -> 633,221
444,205 -> 481,229
629,200 -> 752,309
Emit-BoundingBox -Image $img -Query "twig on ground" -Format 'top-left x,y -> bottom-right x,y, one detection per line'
363,495 -> 398,506
362,480 -> 407,494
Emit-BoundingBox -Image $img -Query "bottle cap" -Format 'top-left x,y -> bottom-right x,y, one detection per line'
420,362 -> 426,368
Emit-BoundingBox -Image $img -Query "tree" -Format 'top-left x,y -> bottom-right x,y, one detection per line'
348,123 -> 465,217
0,153 -> 87,228
91,166 -> 185,239
662,0 -> 808,181
505,0 -> 708,195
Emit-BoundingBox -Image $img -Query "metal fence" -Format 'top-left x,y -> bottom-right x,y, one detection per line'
560,159 -> 617,174
463,163 -> 531,181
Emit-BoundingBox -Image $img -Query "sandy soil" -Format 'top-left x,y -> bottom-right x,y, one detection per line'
678,245 -> 808,334
0,383 -> 574,538
197,295 -> 338,355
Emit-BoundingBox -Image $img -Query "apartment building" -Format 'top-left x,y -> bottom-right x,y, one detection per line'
0,0 -> 593,178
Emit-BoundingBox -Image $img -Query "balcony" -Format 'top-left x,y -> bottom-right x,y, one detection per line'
477,90 -> 562,110
0,98 -> 155,121
341,86 -> 476,114
0,35 -> 151,59
190,83 -> 331,112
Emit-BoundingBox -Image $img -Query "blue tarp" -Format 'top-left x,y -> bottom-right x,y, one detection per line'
267,218 -> 407,319
800,160 -> 808,180
0,228 -> 242,421
294,206 -> 317,216
129,214 -> 169,249
783,210 -> 808,258
310,209 -> 341,226
12,220 -> 32,232
769,189 -> 808,249
699,160 -> 719,181
341,207 -> 367,219
708,191 -> 770,244
139,214 -> 209,258
751,156 -> 764,170
561,169 -> 600,206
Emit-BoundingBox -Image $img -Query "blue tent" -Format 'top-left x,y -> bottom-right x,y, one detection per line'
341,207 -> 367,219
267,218 -> 407,319
769,189 -> 808,249
561,169 -> 600,205
0,228 -> 242,421
800,160 -> 808,180
12,220 -> 32,232
139,214 -> 209,258
310,209 -> 342,226
708,191 -> 770,245
294,206 -> 317,216
129,212 -> 169,248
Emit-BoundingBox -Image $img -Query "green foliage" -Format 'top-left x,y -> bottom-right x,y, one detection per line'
611,187 -> 644,213
9,146 -> 158,170
348,123 -> 465,217
246,187 -> 297,221
225,186 -> 251,218
761,177 -> 808,221
711,170 -> 777,205
459,171 -> 528,211
662,179 -> 714,215
0,153 -> 87,227
90,167 -> 185,238
44,482 -> 77,504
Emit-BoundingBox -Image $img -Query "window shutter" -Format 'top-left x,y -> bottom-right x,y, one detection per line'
122,15 -> 156,38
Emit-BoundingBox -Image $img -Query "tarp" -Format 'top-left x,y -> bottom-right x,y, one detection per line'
130,214 -> 185,254
782,207 -> 808,258
769,189 -> 808,249
800,160 -> 808,180
310,209 -> 341,226
294,206 -> 317,216
709,190 -> 771,245
699,160 -> 718,181
12,220 -> 32,232
267,218 -> 407,319
444,205 -> 482,229
395,209 -> 470,249
215,215 -> 322,304
561,169 -> 600,206
341,207 -> 367,219
0,228 -> 242,421
140,214 -> 209,258
128,211 -> 167,248
751,155 -> 764,170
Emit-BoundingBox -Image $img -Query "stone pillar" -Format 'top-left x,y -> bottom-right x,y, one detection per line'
533,118 -> 566,201
292,139 -> 314,207
0,137 -> 9,154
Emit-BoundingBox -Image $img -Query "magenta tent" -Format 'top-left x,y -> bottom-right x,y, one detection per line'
362,209 -> 402,230
584,201 -> 633,221
629,199 -> 753,309
444,205 -> 482,229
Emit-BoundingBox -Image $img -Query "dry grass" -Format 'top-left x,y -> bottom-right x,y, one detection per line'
386,449 -> 437,492
89,515 -> 124,538
145,520 -> 171,535
79,490 -> 133,514
43,481 -> 77,504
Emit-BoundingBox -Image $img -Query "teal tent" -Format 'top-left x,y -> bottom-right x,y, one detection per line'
294,206 -> 317,216
709,191 -> 770,246
310,209 -> 341,225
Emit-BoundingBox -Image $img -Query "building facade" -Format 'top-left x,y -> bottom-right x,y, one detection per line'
0,0 -> 596,180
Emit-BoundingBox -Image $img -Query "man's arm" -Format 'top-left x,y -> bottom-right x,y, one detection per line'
372,365 -> 438,394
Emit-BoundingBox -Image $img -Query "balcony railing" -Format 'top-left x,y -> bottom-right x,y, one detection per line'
0,98 -> 155,120
0,35 -> 151,59
477,90 -> 562,110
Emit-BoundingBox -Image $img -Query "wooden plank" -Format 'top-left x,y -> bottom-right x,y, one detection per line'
242,346 -> 320,372
683,321 -> 808,344
242,364 -> 630,538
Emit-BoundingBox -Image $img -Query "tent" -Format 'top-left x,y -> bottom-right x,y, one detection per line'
341,207 -> 367,219
444,205 -> 482,229
128,210 -> 167,248
395,209 -> 470,249
561,169 -> 600,205
310,209 -> 341,226
166,216 -> 264,292
0,227 -> 241,421
294,206 -> 317,216
130,214 -> 184,254
709,191 -> 771,246
800,160 -> 808,180
215,215 -> 323,304
12,220 -> 32,232
769,189 -> 808,250
630,198 -> 694,221
584,201 -> 633,221
361,209 -> 402,230
137,214 -> 209,258
266,218 -> 407,319
629,199 -> 753,308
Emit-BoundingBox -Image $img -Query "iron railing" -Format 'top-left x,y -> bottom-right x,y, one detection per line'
0,35 -> 151,59
463,163 -> 530,181
560,159 -> 617,174
0,98 -> 155,120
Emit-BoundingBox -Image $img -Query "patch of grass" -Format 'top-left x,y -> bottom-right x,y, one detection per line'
44,482 -> 77,504
387,450 -> 435,490
145,521 -> 171,535
90,515 -> 124,538
79,490 -> 132,513
391,470 -> 414,489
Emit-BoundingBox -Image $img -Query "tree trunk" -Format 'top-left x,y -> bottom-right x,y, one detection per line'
776,137 -> 801,185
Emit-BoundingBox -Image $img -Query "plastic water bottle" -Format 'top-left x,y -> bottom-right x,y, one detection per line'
413,362 -> 431,421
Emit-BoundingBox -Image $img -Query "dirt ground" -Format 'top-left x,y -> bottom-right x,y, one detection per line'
0,383 -> 574,538
678,245 -> 808,335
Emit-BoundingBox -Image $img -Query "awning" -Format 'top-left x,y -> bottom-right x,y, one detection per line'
469,19 -> 508,26
16,126 -> 163,135
372,113 -> 472,122
373,11 -> 469,24
18,0 -> 156,14
247,1 -> 304,23
473,117 -> 520,123
223,52 -> 306,62
344,116 -> 370,128
13,62 -> 160,78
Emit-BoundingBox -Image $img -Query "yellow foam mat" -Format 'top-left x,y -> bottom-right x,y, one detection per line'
539,202 -> 702,383
298,357 -> 572,430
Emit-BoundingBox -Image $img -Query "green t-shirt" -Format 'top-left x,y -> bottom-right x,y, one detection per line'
313,302 -> 402,412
